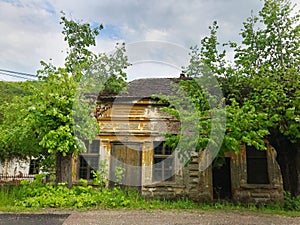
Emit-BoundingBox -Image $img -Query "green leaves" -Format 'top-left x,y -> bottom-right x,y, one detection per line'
31,15 -> 128,159
172,0 -> 300,159
0,14 -> 129,183
0,87 -> 43,162
225,99 -> 269,151
60,12 -> 104,75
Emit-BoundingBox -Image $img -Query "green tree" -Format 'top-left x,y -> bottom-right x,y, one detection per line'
0,81 -> 42,163
170,0 -> 300,194
0,81 -> 29,124
32,15 -> 129,186
1,15 -> 129,186
232,0 -> 300,194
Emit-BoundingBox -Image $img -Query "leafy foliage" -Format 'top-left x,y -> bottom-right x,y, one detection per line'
283,191 -> 300,211
0,14 -> 129,184
0,178 -> 298,213
166,0 -> 300,161
0,81 -> 43,162
231,0 -> 300,143
17,180 -> 131,208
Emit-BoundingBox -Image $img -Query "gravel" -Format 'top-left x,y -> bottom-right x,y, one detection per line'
0,209 -> 299,225
62,209 -> 300,225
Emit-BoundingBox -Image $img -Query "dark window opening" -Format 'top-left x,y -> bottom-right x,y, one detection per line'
212,157 -> 232,200
78,139 -> 100,180
153,141 -> 174,182
246,146 -> 270,184
78,155 -> 99,180
29,159 -> 40,175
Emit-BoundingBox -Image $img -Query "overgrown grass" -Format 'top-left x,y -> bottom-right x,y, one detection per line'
0,185 -> 28,212
1,177 -> 300,216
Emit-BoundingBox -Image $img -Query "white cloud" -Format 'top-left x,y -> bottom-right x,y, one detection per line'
0,0 -> 299,81
144,29 -> 168,41
0,0 -> 64,74
126,62 -> 180,81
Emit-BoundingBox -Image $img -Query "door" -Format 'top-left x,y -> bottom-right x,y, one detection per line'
109,142 -> 142,190
212,157 -> 232,200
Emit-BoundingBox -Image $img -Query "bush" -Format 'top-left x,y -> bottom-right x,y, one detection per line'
15,181 -> 140,209
2,177 -> 300,214
283,191 -> 300,211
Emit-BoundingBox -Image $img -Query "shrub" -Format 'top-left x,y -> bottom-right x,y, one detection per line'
283,191 -> 300,211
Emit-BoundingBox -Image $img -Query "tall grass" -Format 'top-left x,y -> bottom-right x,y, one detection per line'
0,182 -> 300,217
0,185 -> 24,211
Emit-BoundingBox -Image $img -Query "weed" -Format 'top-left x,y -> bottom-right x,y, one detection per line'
114,166 -> 125,185
283,191 -> 300,211
0,176 -> 300,216
91,160 -> 108,189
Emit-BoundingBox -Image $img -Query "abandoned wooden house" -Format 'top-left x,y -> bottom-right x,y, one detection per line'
72,77 -> 284,204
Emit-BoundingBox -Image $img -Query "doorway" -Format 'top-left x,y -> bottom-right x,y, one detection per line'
212,157 -> 232,200
109,142 -> 142,190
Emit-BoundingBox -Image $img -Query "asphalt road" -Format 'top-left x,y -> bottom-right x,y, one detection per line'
0,213 -> 69,225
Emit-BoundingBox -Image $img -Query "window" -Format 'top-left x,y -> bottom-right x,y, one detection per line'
29,159 -> 40,175
246,146 -> 270,184
78,140 -> 100,180
153,141 -> 174,182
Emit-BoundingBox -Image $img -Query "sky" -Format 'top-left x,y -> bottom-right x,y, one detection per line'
0,0 -> 299,81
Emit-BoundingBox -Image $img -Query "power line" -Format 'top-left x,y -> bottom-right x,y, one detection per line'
0,68 -> 38,81
0,68 -> 37,78
0,71 -> 37,81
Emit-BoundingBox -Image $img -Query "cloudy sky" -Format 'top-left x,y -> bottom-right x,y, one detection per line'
0,0 -> 299,81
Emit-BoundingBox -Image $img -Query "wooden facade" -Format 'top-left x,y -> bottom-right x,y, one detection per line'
72,78 -> 284,204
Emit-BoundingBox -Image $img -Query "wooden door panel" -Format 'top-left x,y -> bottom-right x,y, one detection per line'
126,146 -> 141,187
110,143 -> 142,189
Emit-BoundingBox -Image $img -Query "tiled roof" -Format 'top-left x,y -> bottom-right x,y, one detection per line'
122,78 -> 174,97
98,77 -> 189,100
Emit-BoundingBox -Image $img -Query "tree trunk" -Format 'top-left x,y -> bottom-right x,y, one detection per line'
296,142 -> 300,196
269,134 -> 299,196
56,152 -> 73,188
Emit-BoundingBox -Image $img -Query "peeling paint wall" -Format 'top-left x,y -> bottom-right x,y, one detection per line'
0,159 -> 30,177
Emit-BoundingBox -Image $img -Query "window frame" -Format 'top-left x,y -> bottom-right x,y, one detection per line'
78,140 -> 100,180
246,146 -> 270,185
152,141 -> 174,182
